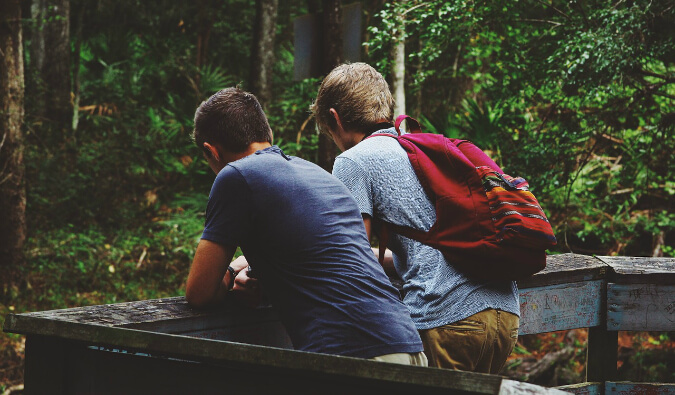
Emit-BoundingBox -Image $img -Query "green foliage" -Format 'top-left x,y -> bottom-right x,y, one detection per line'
367,0 -> 675,255
3,0 -> 673,388
19,192 -> 204,309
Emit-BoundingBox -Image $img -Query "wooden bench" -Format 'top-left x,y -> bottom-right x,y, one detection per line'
4,253 -> 674,394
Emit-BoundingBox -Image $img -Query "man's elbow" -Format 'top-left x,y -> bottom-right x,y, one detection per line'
185,287 -> 212,309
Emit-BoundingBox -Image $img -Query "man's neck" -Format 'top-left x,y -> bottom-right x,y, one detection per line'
212,142 -> 272,173
343,132 -> 366,151
225,142 -> 272,163
349,120 -> 394,149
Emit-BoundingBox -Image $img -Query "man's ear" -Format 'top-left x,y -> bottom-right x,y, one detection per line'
203,142 -> 220,161
329,108 -> 345,132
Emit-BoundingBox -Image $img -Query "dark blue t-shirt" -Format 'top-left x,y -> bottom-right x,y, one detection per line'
201,146 -> 422,358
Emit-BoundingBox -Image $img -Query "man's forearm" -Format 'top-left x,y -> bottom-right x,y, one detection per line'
372,247 -> 397,277
186,240 -> 237,308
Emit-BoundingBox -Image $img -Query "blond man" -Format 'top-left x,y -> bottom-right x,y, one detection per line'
311,63 -> 520,373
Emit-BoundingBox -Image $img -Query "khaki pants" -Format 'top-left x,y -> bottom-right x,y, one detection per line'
371,352 -> 428,367
419,309 -> 519,373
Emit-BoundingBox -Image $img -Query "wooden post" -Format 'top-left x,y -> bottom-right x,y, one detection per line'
24,335 -> 67,394
585,281 -> 618,384
586,327 -> 618,383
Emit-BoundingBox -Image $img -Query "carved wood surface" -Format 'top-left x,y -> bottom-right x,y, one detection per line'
518,254 -> 608,289
607,283 -> 675,331
597,256 -> 675,284
518,280 -> 603,335
555,382 -> 602,395
14,297 -> 204,326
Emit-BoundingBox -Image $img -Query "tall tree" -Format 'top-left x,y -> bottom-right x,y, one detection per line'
0,0 -> 26,296
317,0 -> 342,171
71,0 -> 85,132
35,0 -> 71,130
391,1 -> 406,122
250,0 -> 279,111
28,0 -> 46,114
195,0 -> 214,72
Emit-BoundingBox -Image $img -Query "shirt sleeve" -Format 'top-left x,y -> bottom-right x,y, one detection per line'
201,166 -> 252,246
333,156 -> 373,217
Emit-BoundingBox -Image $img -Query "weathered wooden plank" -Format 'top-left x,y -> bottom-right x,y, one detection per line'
498,380 -> 568,394
3,296 -> 289,337
518,280 -> 603,335
518,254 -> 608,289
597,256 -> 675,284
43,340 -> 568,395
26,336 -> 486,395
606,381 -> 675,395
607,283 -> 675,331
13,296 -> 217,327
555,382 -> 603,395
8,315 -> 509,394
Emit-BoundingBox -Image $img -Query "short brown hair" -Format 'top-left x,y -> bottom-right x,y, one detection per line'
192,87 -> 272,154
310,63 -> 394,135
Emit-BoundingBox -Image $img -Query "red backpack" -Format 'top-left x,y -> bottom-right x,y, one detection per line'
371,115 -> 556,281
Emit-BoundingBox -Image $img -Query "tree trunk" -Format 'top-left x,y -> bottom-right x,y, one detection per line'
250,0 -> 278,111
28,0 -> 46,116
0,0 -> 26,297
43,0 -> 72,130
317,0 -> 342,171
72,2 -> 85,133
391,1 -> 406,124
195,0 -> 214,93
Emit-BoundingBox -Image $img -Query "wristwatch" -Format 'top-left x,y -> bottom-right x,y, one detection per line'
226,266 -> 237,290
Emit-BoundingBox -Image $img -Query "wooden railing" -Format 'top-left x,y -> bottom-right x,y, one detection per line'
515,254 -> 674,394
3,253 -> 674,394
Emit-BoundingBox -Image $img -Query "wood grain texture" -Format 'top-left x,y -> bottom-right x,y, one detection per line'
13,296 -> 210,326
518,254 -> 608,289
597,256 -> 675,284
518,280 -> 603,335
607,283 -> 675,331
499,379 -> 568,394
555,382 -> 602,395
5,296 -> 285,335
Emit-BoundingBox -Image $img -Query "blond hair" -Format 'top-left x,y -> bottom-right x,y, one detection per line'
311,63 -> 394,135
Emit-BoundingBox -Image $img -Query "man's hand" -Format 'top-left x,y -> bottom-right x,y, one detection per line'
232,266 -> 262,308
229,255 -> 249,273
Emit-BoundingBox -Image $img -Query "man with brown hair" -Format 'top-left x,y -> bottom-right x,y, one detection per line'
186,87 -> 426,364
311,63 -> 520,373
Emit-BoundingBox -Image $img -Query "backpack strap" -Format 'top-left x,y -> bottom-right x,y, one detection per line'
395,115 -> 423,135
370,114 -> 424,264
453,140 -> 504,173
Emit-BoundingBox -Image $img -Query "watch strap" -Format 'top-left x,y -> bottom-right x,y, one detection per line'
226,266 -> 237,290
